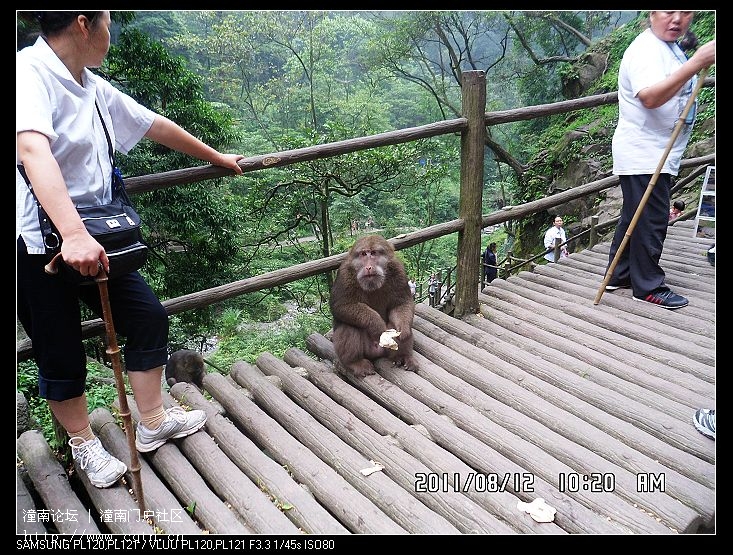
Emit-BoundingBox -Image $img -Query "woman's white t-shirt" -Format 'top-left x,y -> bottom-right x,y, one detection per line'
612,28 -> 696,177
17,37 -> 156,254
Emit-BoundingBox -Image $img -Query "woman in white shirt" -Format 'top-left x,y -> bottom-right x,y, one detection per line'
17,11 -> 244,488
604,11 -> 714,309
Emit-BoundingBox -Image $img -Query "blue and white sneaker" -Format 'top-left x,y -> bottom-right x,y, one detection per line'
693,408 -> 715,440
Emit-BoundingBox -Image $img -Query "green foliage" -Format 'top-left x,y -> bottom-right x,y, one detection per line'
219,307 -> 244,338
18,11 -> 714,447
558,62 -> 580,82
207,310 -> 332,371
186,501 -> 197,516
105,29 -> 241,175
511,11 -> 624,111
237,124 -> 454,261
402,233 -> 460,290
17,360 -> 40,399
168,314 -> 217,354
123,11 -> 186,46
690,11 -> 715,40
101,25 -> 248,338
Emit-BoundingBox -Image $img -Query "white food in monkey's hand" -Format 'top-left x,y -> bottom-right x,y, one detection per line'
379,329 -> 401,350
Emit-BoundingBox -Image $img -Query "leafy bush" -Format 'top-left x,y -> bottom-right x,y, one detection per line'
208,310 -> 332,371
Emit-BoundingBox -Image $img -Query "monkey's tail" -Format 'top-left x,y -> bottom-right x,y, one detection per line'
202,357 -> 227,374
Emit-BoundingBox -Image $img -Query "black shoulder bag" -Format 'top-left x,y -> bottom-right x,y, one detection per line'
19,103 -> 148,284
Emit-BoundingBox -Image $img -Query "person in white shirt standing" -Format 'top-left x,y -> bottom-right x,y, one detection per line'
543,216 -> 568,262
16,11 -> 244,488
603,11 -> 715,309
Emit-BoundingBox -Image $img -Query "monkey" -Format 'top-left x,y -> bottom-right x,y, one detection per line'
165,349 -> 206,390
329,234 -> 418,378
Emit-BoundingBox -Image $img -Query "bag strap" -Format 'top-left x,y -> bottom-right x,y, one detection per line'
18,164 -> 58,250
18,101 -> 122,252
95,101 -> 116,168
95,102 -> 134,203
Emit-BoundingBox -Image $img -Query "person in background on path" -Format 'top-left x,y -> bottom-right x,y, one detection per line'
543,216 -> 568,262
428,273 -> 438,305
408,277 -> 417,300
603,11 -> 715,309
16,11 -> 244,489
483,242 -> 498,283
669,199 -> 685,220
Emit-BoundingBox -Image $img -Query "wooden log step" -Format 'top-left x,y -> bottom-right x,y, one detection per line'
194,371 -> 407,534
172,380 -> 350,535
283,347 -> 563,535
89,408 -> 204,535
125,394 -> 299,535
230,360 -> 460,534
17,430 -> 101,534
255,351 -> 520,535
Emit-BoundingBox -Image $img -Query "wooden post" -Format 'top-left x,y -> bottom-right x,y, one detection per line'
553,237 -> 561,262
589,215 -> 599,248
454,70 -> 486,318
504,250 -> 513,279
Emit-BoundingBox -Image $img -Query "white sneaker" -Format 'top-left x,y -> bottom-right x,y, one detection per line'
135,406 -> 207,453
70,437 -> 127,488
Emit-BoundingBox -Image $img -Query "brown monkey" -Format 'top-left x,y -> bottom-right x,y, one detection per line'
165,349 -> 205,390
330,235 -> 418,378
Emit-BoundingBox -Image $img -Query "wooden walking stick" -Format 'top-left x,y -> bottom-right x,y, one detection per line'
95,269 -> 146,513
45,253 -> 146,512
594,67 -> 709,305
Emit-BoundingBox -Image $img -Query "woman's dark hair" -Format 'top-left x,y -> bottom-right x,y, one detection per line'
18,12 -> 102,37
489,242 -> 497,251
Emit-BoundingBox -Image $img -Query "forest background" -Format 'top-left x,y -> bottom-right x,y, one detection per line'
16,11 -> 715,445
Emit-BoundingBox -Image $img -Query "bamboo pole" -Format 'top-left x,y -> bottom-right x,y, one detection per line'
95,271 -> 146,513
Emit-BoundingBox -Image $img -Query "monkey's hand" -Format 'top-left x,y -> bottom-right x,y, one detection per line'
379,329 -> 401,350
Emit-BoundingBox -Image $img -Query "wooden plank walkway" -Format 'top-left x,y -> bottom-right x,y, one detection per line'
17,220 -> 715,535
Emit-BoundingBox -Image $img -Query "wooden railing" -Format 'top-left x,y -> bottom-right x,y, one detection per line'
16,69 -> 715,362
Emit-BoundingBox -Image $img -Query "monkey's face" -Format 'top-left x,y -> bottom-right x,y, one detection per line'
351,243 -> 389,292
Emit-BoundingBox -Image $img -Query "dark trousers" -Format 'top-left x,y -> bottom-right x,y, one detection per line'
606,174 -> 671,297
17,236 -> 169,401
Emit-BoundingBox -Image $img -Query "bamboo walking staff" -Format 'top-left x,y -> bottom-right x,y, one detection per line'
95,270 -> 146,513
44,253 -> 146,512
594,67 -> 709,305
